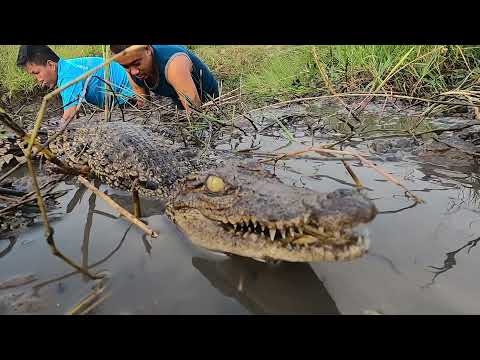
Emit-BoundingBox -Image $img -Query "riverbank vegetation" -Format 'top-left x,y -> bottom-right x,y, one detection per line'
1,45 -> 479,110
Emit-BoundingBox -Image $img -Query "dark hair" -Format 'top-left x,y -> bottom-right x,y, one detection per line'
110,45 -> 133,54
16,45 -> 59,68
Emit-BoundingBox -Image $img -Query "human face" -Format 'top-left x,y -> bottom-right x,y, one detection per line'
25,61 -> 57,89
115,46 -> 154,80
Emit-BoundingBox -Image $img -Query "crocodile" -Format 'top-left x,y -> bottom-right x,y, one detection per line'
49,119 -> 377,263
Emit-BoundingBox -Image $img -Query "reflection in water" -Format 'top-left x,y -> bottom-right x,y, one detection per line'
309,174 -> 360,188
368,251 -> 403,276
192,255 -> 340,314
377,201 -> 419,215
0,236 -> 17,258
424,236 -> 480,287
108,193 -> 166,218
66,180 -> 102,282
31,224 -> 132,296
67,182 -> 155,264
81,190 -> 97,281
66,184 -> 87,214
415,162 -> 480,215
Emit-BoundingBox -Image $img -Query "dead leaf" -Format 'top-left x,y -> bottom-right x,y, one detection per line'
3,153 -> 13,164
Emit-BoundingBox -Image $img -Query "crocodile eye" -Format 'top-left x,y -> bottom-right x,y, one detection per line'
206,176 -> 225,193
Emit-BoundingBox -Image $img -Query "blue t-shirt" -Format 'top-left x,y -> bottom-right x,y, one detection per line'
131,45 -> 219,109
57,57 -> 135,110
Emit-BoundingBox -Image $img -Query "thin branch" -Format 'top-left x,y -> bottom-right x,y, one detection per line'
77,176 -> 159,238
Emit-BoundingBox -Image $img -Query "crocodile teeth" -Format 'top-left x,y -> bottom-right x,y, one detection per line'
280,228 -> 286,240
269,228 -> 276,241
324,250 -> 335,262
289,227 -> 296,238
304,214 -> 310,223
261,224 -> 265,232
297,226 -> 304,235
233,224 -> 237,230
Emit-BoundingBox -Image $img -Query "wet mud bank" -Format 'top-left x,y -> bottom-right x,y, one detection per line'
2,97 -> 480,314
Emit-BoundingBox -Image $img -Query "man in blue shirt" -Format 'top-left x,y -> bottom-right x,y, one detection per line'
17,45 -> 138,126
110,45 -> 219,115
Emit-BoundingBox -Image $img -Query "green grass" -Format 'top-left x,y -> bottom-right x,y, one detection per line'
196,45 -> 480,103
1,45 -> 479,106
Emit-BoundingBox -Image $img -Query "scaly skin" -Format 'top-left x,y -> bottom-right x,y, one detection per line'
50,120 -> 377,262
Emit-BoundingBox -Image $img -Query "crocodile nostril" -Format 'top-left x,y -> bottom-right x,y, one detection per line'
139,180 -> 159,190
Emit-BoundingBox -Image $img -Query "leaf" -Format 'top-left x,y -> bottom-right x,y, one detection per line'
3,153 -> 13,164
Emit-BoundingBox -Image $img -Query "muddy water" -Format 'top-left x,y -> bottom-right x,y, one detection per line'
2,102 -> 480,314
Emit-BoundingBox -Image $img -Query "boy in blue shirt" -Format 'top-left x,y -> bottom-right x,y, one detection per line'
17,45 -> 139,127
110,45 -> 219,115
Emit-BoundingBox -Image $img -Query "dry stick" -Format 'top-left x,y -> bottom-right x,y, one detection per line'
231,93 -> 480,124
0,181 -> 60,215
434,137 -> 480,157
333,116 -> 356,132
359,122 -> 480,142
341,160 -> 364,188
66,279 -> 111,315
207,93 -> 258,131
0,159 -> 26,184
25,157 -> 101,280
77,292 -> 112,315
0,194 -> 20,203
32,224 -> 132,295
311,46 -> 362,125
320,148 -> 424,203
133,190 -> 142,218
259,146 -> 423,203
0,110 -> 83,176
323,133 -> 357,149
77,176 -> 158,238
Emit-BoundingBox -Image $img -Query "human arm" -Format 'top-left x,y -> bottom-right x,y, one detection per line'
127,73 -> 150,107
58,79 -> 84,128
165,54 -> 201,115
59,106 -> 78,127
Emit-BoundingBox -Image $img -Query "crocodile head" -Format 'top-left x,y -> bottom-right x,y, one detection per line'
167,163 -> 377,262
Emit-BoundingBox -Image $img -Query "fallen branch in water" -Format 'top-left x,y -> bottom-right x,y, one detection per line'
433,137 -> 480,158
0,178 -> 63,215
259,146 -> 424,203
230,92 -> 480,125
0,108 -> 83,176
0,159 -> 27,184
32,225 -> 132,295
65,272 -> 111,315
358,122 -> 479,142
78,176 -> 159,238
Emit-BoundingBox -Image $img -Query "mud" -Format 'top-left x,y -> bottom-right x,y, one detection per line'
2,98 -> 480,314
